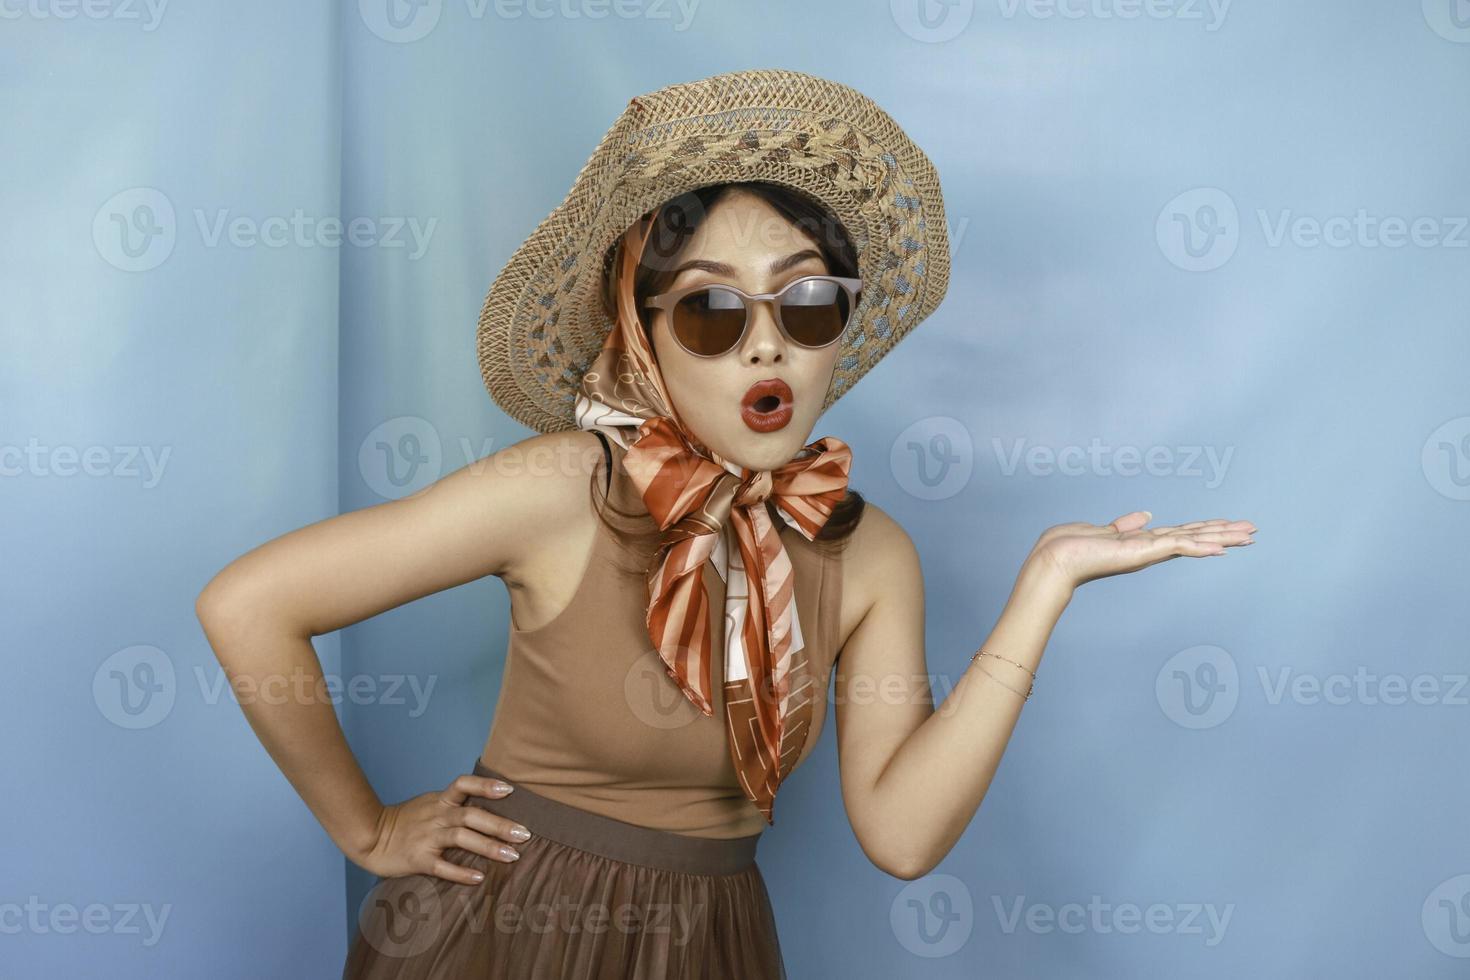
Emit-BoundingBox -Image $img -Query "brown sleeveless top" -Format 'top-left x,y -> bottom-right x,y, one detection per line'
481,434 -> 845,839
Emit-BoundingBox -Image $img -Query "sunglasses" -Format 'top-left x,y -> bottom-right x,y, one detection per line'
643,275 -> 863,358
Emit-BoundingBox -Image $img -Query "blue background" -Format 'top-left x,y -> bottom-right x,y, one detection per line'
3,0 -> 1468,976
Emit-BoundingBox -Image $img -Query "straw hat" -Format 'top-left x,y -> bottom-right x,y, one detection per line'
476,67 -> 951,434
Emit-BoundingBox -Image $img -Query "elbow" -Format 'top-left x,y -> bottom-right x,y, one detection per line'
195,577 -> 257,654
867,841 -> 937,881
853,815 -> 941,880
883,856 -> 936,881
195,580 -> 231,634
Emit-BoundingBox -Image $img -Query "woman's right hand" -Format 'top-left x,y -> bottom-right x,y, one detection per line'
355,774 -> 533,885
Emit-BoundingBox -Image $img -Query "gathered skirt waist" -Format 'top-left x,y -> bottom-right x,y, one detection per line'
468,759 -> 762,876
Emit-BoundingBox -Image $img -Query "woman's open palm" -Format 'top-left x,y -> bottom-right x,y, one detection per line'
1033,511 -> 1256,589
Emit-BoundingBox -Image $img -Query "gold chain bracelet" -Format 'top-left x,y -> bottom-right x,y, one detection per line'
970,649 -> 1036,701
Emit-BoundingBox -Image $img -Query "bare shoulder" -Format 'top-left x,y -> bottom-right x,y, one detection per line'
194,428 -> 607,640
835,499 -> 924,653
427,428 -> 606,583
470,428 -> 611,632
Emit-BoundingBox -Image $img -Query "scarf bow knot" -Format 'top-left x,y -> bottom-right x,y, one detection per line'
571,210 -> 853,824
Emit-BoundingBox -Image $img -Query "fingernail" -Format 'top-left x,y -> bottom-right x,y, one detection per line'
502,847 -> 521,861
495,782 -> 514,793
470,871 -> 484,882
509,826 -> 531,841
1142,511 -> 1152,520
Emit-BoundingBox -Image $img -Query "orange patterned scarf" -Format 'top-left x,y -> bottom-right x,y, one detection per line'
573,209 -> 852,824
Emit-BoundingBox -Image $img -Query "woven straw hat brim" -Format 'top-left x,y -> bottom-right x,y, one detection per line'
477,67 -> 951,434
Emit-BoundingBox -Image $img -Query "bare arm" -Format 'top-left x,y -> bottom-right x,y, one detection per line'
194,430 -> 603,873
834,506 -> 1255,879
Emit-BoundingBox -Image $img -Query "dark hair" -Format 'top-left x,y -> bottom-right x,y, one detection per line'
590,181 -> 866,573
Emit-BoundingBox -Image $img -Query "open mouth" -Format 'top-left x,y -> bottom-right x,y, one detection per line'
741,379 -> 794,432
751,394 -> 782,413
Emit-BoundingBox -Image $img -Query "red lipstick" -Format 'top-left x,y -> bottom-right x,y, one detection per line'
740,378 -> 794,432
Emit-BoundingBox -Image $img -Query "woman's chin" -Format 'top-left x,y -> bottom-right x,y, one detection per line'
713,434 -> 811,472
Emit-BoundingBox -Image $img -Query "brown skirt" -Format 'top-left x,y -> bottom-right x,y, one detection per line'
342,759 -> 786,979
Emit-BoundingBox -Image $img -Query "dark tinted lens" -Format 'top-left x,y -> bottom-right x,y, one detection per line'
778,278 -> 850,347
672,286 -> 746,356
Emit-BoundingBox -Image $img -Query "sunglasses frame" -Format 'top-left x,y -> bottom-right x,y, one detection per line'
643,274 -> 864,358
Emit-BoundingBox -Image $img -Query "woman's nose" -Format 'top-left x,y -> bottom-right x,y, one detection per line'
738,300 -> 786,363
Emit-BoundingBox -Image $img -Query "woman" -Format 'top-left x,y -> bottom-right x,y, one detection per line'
196,69 -> 1254,978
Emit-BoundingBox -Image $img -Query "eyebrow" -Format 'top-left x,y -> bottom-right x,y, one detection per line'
670,249 -> 826,279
